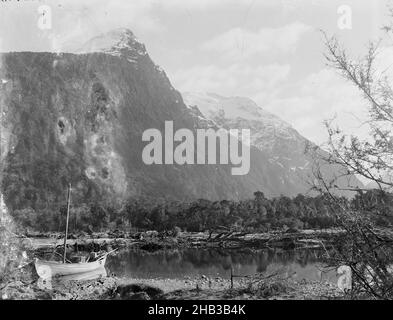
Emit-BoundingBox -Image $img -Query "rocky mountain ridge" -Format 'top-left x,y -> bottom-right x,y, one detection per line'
0,28 -> 361,212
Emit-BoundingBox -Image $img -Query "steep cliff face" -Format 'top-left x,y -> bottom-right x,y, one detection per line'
0,29 -> 360,212
0,30 -> 247,210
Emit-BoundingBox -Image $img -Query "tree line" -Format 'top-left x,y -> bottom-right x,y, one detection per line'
10,189 -> 393,234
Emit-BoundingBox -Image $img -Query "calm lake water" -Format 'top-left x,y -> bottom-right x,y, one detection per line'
106,248 -> 338,283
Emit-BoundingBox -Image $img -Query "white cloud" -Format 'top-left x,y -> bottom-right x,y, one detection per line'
157,0 -> 278,10
171,63 -> 291,97
259,43 -> 393,145
50,0 -> 163,52
157,0 -> 236,9
264,68 -> 368,144
201,22 -> 312,62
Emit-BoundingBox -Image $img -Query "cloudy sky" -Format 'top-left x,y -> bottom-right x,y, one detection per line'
1,0 -> 392,145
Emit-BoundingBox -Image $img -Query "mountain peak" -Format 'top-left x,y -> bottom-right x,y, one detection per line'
77,28 -> 147,61
182,92 -> 291,127
182,91 -> 301,151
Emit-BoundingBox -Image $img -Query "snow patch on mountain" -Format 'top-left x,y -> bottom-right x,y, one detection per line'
77,28 -> 168,79
182,92 -> 303,151
183,92 -> 291,126
77,28 -> 146,56
75,28 -> 168,77
182,92 -> 300,144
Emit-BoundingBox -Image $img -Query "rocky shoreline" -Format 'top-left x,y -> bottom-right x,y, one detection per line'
25,228 -> 345,253
1,228 -> 350,300
1,269 -> 345,300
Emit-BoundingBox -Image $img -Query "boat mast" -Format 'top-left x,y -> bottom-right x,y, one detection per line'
63,183 -> 71,264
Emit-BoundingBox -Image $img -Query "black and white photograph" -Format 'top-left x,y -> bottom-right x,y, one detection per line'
1,0 -> 393,307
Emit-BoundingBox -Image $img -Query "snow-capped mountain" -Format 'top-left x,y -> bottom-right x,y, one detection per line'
183,92 -> 301,150
0,28 -> 361,212
77,28 -> 146,58
182,92 -> 362,195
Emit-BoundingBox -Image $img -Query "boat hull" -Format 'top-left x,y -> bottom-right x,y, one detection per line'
35,256 -> 107,278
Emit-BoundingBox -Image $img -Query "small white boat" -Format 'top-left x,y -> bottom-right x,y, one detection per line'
34,184 -> 113,280
35,255 -> 107,278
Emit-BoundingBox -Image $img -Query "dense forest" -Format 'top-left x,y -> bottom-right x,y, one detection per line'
9,189 -> 393,234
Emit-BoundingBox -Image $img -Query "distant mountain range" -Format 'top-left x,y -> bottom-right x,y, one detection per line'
0,28 -> 362,211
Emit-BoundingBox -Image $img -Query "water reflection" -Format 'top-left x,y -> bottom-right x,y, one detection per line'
107,248 -> 337,283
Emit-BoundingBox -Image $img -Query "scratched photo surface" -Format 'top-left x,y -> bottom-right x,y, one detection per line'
1,0 -> 393,301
